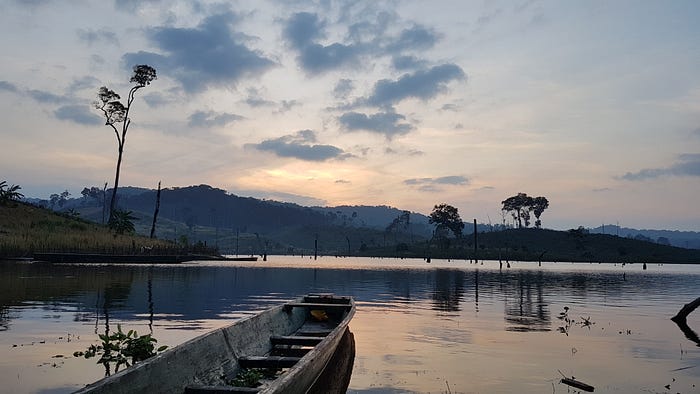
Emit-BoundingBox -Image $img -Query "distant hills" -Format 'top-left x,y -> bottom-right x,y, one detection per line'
588,225 -> 700,249
25,183 -> 700,257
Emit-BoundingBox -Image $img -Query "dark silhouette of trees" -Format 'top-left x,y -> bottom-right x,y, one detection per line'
385,210 -> 410,243
502,193 -> 550,228
0,181 -> 23,204
532,196 -> 549,228
429,203 -> 464,238
95,65 -> 157,224
49,190 -> 71,209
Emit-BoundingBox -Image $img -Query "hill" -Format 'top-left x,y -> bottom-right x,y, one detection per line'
24,183 -> 700,262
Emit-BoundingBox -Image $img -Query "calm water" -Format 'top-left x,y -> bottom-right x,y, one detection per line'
1,257 -> 699,393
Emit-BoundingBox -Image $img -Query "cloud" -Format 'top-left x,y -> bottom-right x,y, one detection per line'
142,91 -> 177,108
333,79 -> 354,99
277,100 -> 301,114
405,176 -> 469,186
620,154 -> 700,180
404,175 -> 469,192
441,103 -> 460,112
248,129 -> 352,162
283,12 -> 365,75
68,76 -> 100,94
361,64 -> 466,108
386,25 -> 439,53
282,12 -> 441,76
77,28 -> 119,46
391,55 -> 428,71
188,110 -> 243,128
244,87 -> 274,108
123,12 -> 275,93
233,188 -> 327,207
0,81 -> 18,93
338,110 -> 414,138
245,97 -> 275,107
283,12 -> 325,49
27,89 -> 65,104
54,105 -> 103,125
114,0 -> 161,13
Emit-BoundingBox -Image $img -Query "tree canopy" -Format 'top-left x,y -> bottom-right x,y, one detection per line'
501,193 -> 549,228
429,203 -> 464,238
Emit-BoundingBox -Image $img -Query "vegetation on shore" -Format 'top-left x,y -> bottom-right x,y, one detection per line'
0,201 -> 212,258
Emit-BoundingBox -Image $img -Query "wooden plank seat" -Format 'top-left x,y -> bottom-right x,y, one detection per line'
271,347 -> 313,357
238,356 -> 302,369
185,385 -> 259,393
296,329 -> 333,336
284,302 -> 352,310
270,335 -> 324,346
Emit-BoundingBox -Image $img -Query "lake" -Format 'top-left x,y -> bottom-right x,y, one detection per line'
1,256 -> 699,393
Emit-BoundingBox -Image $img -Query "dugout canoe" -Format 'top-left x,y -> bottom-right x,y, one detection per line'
75,294 -> 355,394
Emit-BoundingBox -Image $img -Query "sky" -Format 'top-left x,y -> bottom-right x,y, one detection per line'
1,0 -> 699,231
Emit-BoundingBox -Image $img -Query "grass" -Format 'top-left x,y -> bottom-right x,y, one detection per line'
0,201 -> 199,258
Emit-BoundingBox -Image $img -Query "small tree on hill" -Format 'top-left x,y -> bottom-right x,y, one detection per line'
95,65 -> 156,223
109,209 -> 137,235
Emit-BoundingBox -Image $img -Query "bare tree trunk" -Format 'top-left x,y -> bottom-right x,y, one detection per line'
101,182 -> 108,225
150,181 -> 161,239
109,144 -> 124,223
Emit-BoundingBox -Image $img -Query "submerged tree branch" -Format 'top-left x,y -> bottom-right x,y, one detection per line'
671,296 -> 700,347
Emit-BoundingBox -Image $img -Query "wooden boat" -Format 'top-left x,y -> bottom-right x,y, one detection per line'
75,294 -> 356,394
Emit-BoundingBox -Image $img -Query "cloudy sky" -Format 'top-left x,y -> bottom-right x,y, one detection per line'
2,0 -> 699,231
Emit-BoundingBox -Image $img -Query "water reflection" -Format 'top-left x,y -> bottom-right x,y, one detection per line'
2,261 -> 700,332
503,271 -> 550,332
2,259 -> 700,393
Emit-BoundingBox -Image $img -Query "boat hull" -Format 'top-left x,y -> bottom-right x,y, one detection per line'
75,295 -> 355,394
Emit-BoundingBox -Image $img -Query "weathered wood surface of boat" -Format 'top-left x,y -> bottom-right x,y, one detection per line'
74,294 -> 355,394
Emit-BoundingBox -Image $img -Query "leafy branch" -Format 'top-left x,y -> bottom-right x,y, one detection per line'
74,324 -> 167,376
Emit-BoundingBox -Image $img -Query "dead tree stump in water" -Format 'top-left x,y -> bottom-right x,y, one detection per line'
671,296 -> 700,347
671,296 -> 700,323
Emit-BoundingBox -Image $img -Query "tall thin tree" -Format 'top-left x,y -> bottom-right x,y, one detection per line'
95,65 -> 157,224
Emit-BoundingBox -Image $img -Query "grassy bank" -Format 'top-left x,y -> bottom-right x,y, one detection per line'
0,201 -> 206,258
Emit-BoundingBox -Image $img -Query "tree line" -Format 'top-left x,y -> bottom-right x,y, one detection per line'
427,192 -> 550,240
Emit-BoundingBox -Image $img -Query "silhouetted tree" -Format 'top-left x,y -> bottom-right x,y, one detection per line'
532,196 -> 549,228
502,193 -> 532,228
95,64 -> 157,223
429,203 -> 464,238
501,193 -> 550,228
0,181 -> 23,204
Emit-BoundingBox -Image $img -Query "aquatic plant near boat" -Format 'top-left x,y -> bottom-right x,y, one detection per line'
74,324 -> 167,376
227,368 -> 281,388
